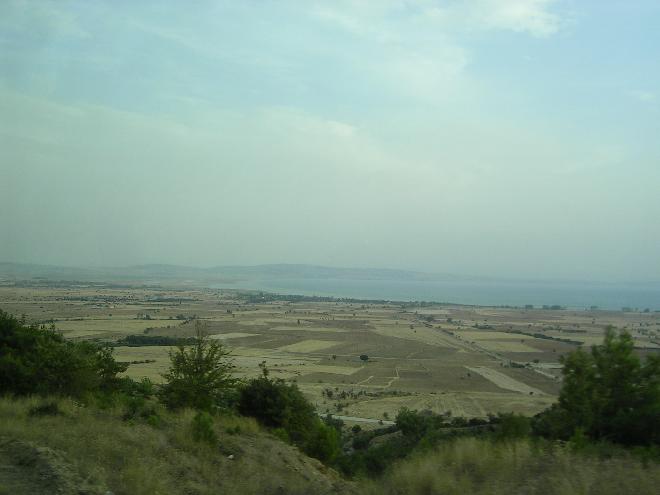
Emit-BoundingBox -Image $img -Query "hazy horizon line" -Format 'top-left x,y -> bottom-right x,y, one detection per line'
2,260 -> 659,287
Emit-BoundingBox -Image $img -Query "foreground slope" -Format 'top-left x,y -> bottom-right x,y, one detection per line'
0,397 -> 356,495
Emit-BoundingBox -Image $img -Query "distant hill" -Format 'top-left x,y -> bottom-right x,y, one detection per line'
205,264 -> 456,281
0,262 -> 464,285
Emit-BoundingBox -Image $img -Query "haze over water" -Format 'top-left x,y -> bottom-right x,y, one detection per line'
217,277 -> 660,311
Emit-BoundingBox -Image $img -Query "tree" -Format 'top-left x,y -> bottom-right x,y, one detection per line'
360,354 -> 369,363
534,327 -> 660,445
159,321 -> 236,411
396,408 -> 427,439
0,310 -> 127,397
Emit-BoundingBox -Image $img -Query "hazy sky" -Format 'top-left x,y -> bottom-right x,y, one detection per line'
1,1 -> 659,282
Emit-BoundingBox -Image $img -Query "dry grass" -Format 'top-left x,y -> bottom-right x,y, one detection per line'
54,319 -> 178,338
466,366 -> 546,395
208,332 -> 259,339
0,397 -> 352,495
363,437 -> 660,495
279,339 -> 340,353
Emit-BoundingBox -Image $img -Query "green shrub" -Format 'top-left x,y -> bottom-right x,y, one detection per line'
238,371 -> 316,444
272,427 -> 290,443
28,400 -> 61,417
238,365 -> 341,463
191,411 -> 218,445
305,421 -> 341,463
494,412 -> 531,440
225,425 -> 241,435
396,408 -> 429,439
352,431 -> 373,450
121,395 -> 161,426
0,310 -> 127,398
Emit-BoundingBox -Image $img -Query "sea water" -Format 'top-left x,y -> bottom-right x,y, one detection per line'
215,277 -> 660,311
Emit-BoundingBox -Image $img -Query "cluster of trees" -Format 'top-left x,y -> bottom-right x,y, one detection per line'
0,311 -> 340,463
114,334 -> 196,347
0,310 -> 127,397
533,327 -> 660,445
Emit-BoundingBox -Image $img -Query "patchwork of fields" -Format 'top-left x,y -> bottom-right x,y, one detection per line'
2,284 -> 658,423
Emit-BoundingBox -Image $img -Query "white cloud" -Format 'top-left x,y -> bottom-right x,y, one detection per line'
628,89 -> 657,103
305,0 -> 564,104
311,0 -> 565,38
472,0 -> 563,37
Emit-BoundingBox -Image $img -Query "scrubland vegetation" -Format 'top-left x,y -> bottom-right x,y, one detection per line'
2,308 -> 660,494
362,437 -> 660,495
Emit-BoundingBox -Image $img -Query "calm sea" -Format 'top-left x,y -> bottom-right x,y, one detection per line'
214,278 -> 660,311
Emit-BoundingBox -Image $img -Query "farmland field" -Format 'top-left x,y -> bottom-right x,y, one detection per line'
2,283 -> 658,423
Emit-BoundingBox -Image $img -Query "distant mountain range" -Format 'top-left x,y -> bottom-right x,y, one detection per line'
2,262 -> 658,290
0,262 -> 466,285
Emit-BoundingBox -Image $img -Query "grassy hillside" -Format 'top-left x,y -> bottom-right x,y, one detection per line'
363,437 -> 660,495
2,396 -> 659,495
0,396 -> 355,495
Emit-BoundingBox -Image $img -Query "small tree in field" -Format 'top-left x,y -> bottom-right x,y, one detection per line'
360,354 -> 369,363
160,321 -> 236,411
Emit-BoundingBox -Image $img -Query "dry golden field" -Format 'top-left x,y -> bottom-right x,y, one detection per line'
2,284 -> 659,423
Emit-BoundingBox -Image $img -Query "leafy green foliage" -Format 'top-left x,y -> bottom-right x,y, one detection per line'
0,310 -> 127,397
238,366 -> 316,443
492,412 -> 531,440
238,364 -> 340,462
159,321 -> 237,411
534,327 -> 660,446
28,400 -> 61,417
339,409 -> 530,477
305,421 -> 341,463
191,411 -> 218,445
121,391 -> 161,426
396,408 -> 435,439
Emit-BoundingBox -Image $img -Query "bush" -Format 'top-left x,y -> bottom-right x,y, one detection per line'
238,369 -> 316,444
0,310 -> 127,398
121,395 -> 161,426
238,365 -> 340,462
396,408 -> 429,439
305,422 -> 341,463
493,412 -> 531,440
191,411 -> 218,445
28,400 -> 61,417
